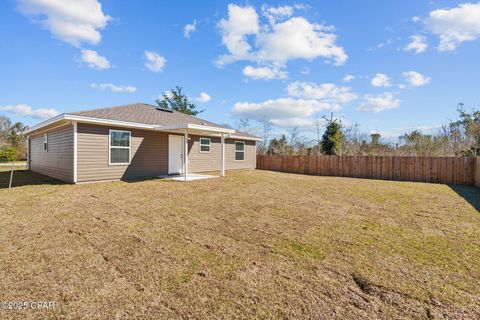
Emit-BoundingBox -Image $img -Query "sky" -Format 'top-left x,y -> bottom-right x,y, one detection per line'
1,0 -> 479,141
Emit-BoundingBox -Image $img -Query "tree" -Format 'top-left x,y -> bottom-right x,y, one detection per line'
2,122 -> 28,148
443,105 -> 480,156
399,130 -> 446,156
370,133 -> 381,146
257,118 -> 272,154
268,135 -> 293,155
1,121 -> 28,160
0,115 -> 10,132
320,114 -> 344,155
156,86 -> 203,115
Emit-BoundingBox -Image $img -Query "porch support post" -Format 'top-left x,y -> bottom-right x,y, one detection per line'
221,134 -> 225,177
73,121 -> 77,183
184,129 -> 188,181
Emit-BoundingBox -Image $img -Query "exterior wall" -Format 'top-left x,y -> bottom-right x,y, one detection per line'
188,135 -> 256,172
74,124 -> 256,182
225,139 -> 256,170
29,124 -> 74,182
188,135 -> 221,172
77,123 -> 169,182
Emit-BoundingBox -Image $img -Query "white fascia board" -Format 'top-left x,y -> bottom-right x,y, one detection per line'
65,115 -> 156,130
23,114 -> 67,134
229,135 -> 263,141
156,123 -> 235,134
187,123 -> 235,134
24,114 -> 157,134
24,114 -> 256,139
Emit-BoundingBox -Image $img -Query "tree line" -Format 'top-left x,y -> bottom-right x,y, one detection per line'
238,105 -> 479,157
0,90 -> 478,163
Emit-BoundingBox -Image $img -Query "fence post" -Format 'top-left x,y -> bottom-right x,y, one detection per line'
475,157 -> 480,188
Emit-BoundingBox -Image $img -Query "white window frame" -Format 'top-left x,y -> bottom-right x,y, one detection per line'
109,129 -> 131,166
199,137 -> 211,153
43,134 -> 48,152
234,141 -> 245,161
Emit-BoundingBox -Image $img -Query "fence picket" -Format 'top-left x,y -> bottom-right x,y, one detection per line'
256,155 -> 479,186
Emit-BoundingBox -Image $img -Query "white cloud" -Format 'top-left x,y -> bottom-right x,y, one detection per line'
242,65 -> 287,80
371,73 -> 391,88
262,5 -> 293,25
144,50 -> 166,72
184,20 -> 197,38
342,74 -> 355,83
357,93 -> 400,113
402,71 -> 431,87
287,81 -> 357,104
231,97 -> 339,127
80,49 -> 110,70
0,104 -> 59,120
90,83 -> 137,93
404,35 -> 428,53
195,92 -> 211,103
216,4 -> 347,70
217,4 -> 260,66
426,3 -> 480,51
256,17 -> 347,66
18,0 -> 110,47
230,80 -> 356,128
270,117 -> 316,128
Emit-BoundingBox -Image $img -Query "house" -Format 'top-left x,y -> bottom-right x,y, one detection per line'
23,103 -> 260,183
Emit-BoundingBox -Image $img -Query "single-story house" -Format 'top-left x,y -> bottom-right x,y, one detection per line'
23,103 -> 260,183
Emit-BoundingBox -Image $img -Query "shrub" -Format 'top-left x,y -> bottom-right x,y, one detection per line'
0,146 -> 18,162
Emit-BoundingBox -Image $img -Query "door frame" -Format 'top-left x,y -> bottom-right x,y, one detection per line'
168,135 -> 184,174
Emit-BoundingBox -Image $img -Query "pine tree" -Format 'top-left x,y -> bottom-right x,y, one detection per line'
156,86 -> 203,116
320,115 -> 344,155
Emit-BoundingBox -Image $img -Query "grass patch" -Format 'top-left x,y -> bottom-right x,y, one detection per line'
278,239 -> 325,261
0,169 -> 479,318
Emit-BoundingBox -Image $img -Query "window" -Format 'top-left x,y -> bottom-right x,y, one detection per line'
109,130 -> 131,165
235,141 -> 245,161
199,137 -> 211,153
43,134 -> 48,152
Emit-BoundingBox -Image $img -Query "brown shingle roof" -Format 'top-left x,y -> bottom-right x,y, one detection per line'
69,103 -> 259,139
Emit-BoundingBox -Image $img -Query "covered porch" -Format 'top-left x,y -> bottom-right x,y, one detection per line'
156,123 -> 236,181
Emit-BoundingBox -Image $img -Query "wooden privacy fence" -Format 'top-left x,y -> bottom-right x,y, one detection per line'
256,155 -> 480,187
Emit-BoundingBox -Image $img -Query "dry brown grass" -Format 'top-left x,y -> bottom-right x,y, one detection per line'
0,169 -> 479,319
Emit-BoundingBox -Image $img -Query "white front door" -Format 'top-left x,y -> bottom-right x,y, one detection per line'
168,135 -> 184,174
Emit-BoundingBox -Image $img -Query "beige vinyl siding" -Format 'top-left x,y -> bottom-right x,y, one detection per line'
29,124 -> 74,182
188,135 -> 221,172
77,123 -> 168,182
225,139 -> 256,170
188,135 -> 256,172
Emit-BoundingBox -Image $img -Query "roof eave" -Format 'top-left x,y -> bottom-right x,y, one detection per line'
24,114 -> 157,135
24,114 -> 261,140
155,123 -> 235,134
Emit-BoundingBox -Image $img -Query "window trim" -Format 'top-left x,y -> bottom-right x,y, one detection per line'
43,134 -> 48,152
234,141 -> 245,162
199,137 -> 211,153
108,129 -> 131,166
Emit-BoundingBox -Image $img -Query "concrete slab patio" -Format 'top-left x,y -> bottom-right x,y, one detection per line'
161,173 -> 219,181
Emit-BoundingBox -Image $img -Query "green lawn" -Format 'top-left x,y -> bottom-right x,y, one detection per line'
0,169 -> 479,319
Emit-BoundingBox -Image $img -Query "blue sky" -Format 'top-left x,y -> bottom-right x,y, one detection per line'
1,0 -> 479,141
